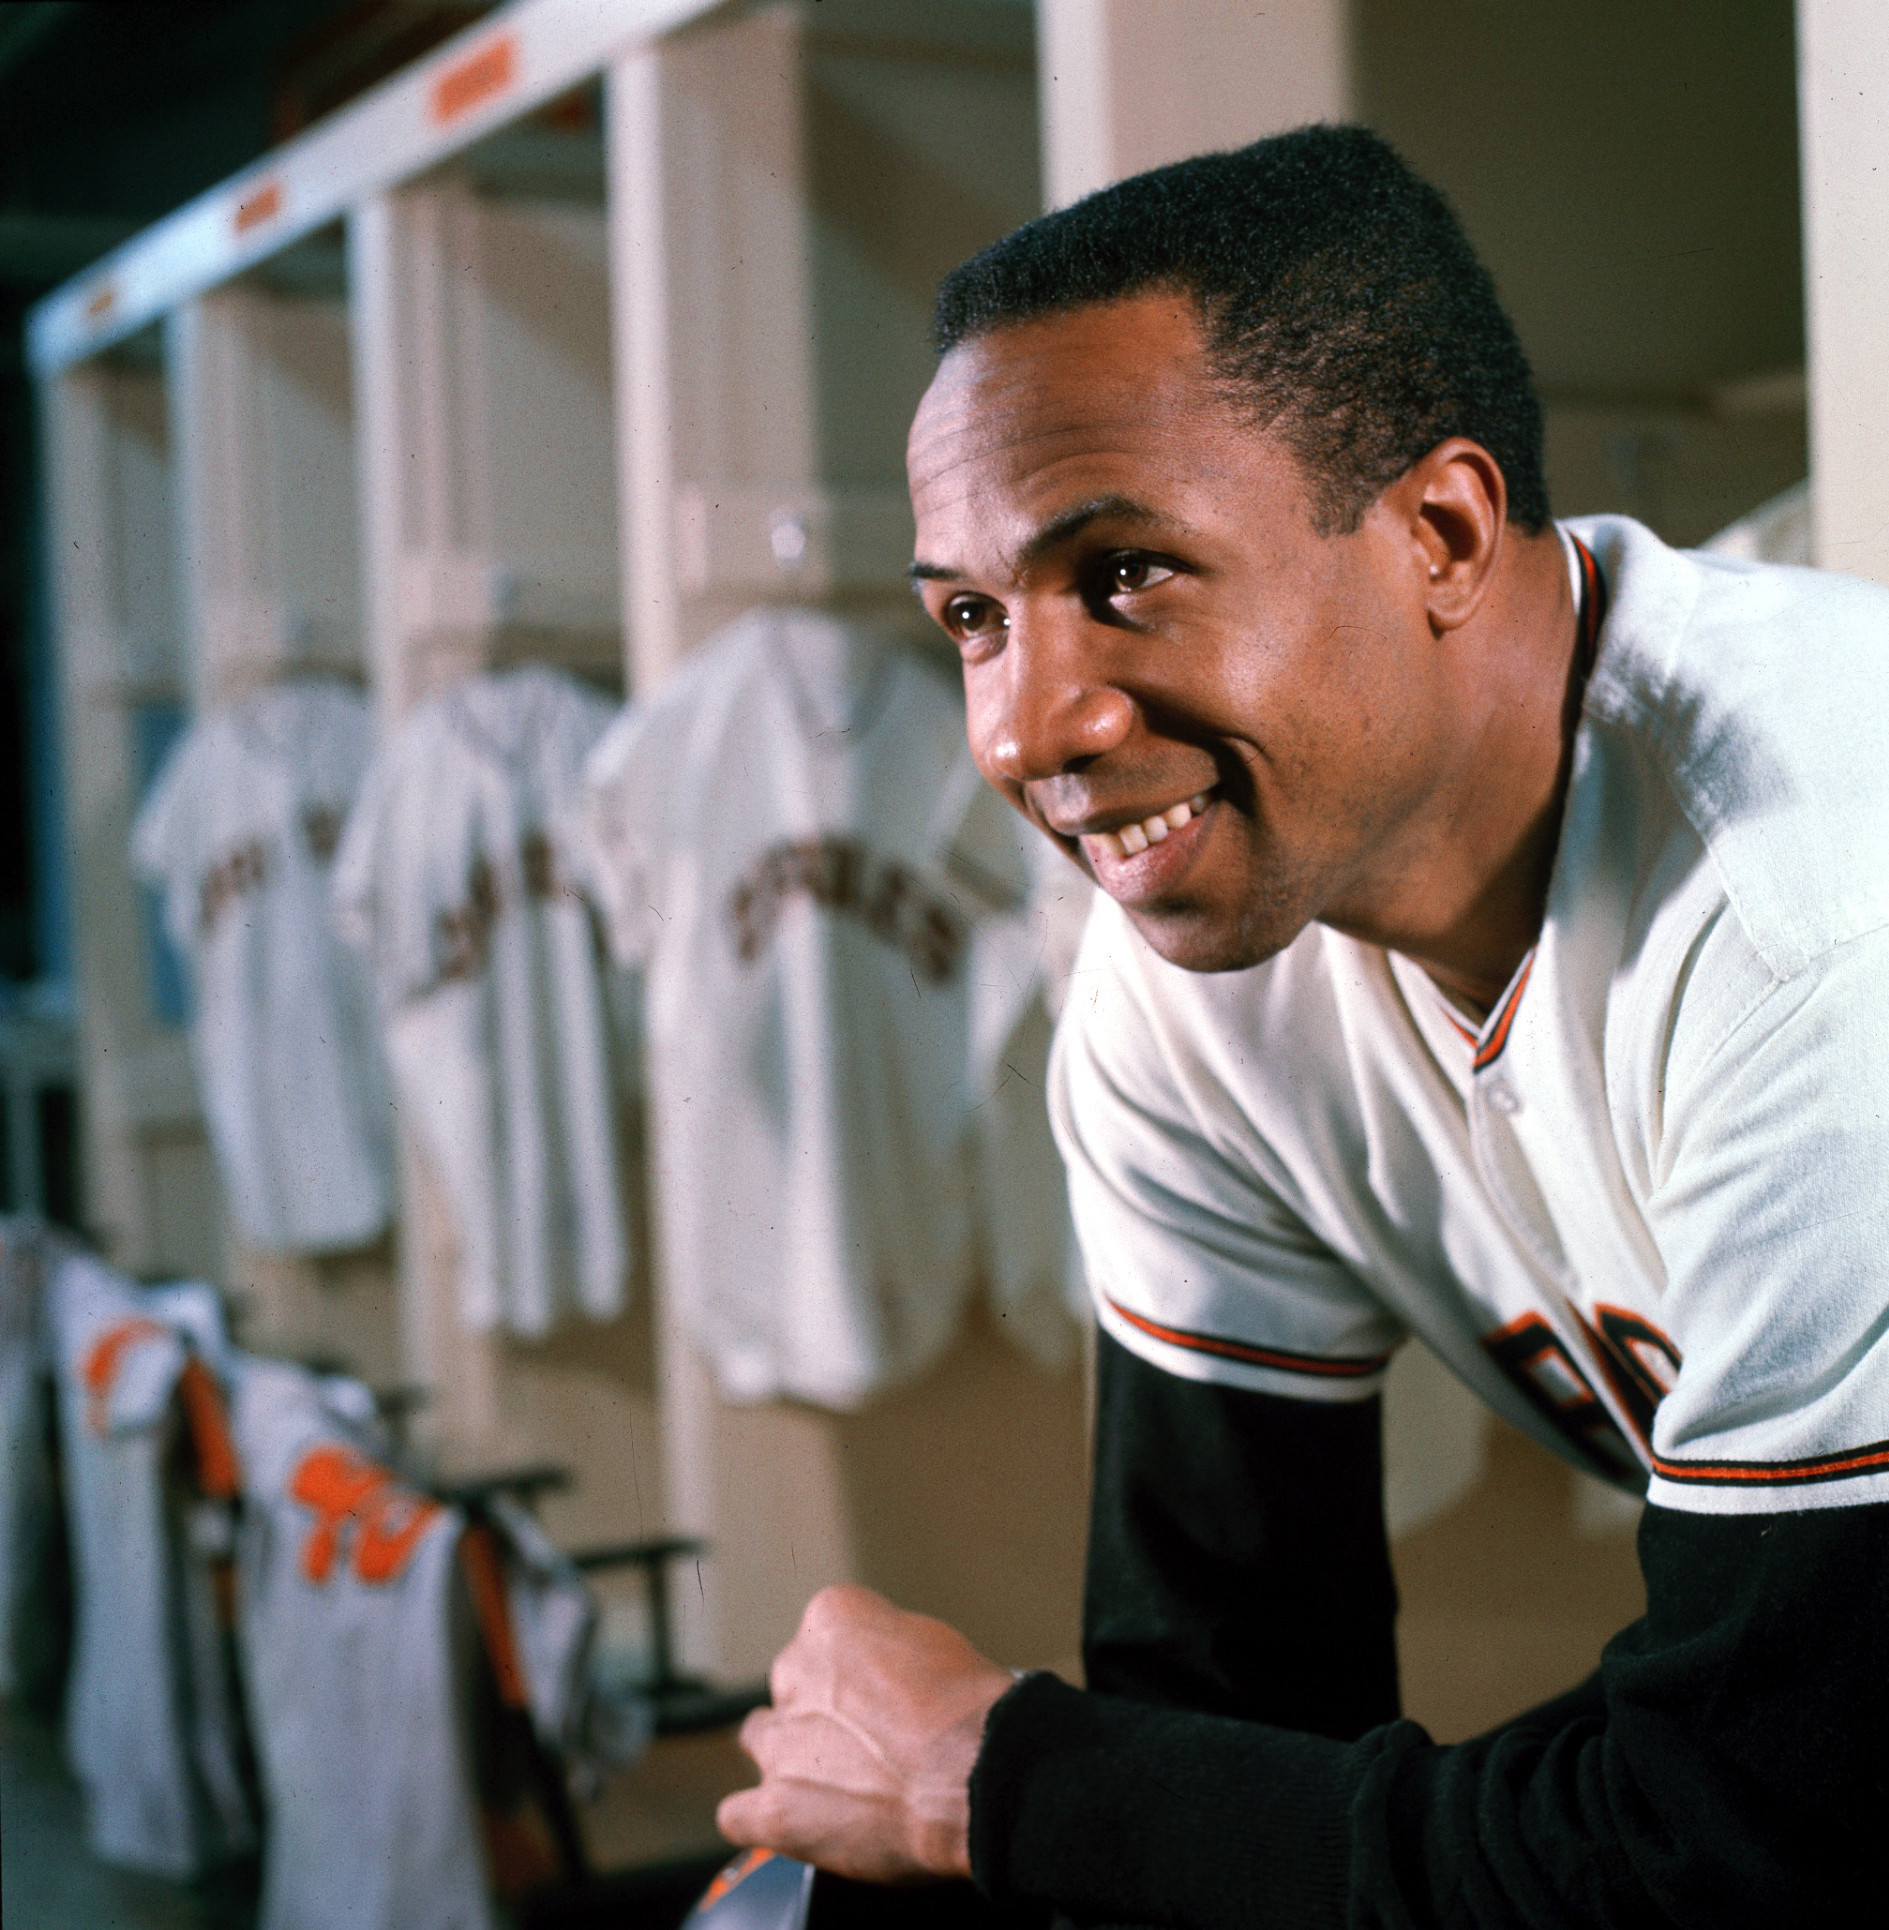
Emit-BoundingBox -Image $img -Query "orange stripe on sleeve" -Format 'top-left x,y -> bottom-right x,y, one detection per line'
177,1357 -> 241,1498
1103,1293 -> 1393,1379
1652,1439 -> 1889,1488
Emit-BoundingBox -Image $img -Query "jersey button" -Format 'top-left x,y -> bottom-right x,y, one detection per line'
1484,1080 -> 1522,1116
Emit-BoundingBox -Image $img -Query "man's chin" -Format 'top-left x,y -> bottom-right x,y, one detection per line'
1121,898 -> 1299,975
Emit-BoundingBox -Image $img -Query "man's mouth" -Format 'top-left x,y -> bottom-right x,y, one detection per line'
1080,791 -> 1215,861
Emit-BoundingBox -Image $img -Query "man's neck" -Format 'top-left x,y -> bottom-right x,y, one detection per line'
1335,523 -> 1585,1018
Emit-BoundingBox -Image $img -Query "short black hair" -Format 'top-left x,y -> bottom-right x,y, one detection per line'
933,125 -> 1549,534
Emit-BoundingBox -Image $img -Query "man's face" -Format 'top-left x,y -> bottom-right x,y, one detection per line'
908,292 -> 1451,974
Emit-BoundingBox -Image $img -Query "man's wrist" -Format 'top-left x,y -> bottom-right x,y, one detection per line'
965,1671 -> 1069,1900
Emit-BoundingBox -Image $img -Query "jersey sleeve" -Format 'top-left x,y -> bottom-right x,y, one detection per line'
1642,911 -> 1889,1514
1050,909 -> 1404,1401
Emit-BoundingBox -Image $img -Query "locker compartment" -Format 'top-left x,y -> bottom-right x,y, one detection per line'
353,81 -> 621,713
42,332 -> 221,1283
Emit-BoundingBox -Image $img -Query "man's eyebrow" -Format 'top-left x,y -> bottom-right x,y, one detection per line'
908,495 -> 1184,587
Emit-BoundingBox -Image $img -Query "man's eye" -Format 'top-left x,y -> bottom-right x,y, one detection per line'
1107,555 -> 1175,596
942,596 -> 1006,643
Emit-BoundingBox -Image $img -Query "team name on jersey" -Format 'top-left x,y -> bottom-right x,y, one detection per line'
433,830 -> 582,985
196,805 -> 349,934
726,836 -> 969,985
199,841 -> 269,933
288,1442 -> 442,1587
1483,1304 -> 1682,1484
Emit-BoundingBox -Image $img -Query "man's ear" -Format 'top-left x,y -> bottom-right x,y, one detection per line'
1401,438 -> 1507,633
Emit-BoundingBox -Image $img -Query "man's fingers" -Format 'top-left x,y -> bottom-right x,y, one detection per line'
717,1779 -> 908,1886
799,1581 -> 891,1637
716,1784 -> 770,1848
735,1703 -> 776,1766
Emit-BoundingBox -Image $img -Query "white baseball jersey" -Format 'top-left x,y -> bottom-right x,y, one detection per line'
47,1254 -> 255,1876
131,680 -> 393,1251
231,1354 -> 616,1929
331,666 -> 632,1338
1702,478 -> 1811,567
1054,516 -> 1889,1518
577,607 -> 1078,1409
231,1352 -> 494,1930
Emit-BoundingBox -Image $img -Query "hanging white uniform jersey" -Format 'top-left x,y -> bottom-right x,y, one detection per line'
332,666 -> 632,1338
131,680 -> 393,1252
576,607 -> 1077,1410
231,1354 -> 608,1930
231,1352 -> 494,1930
48,1254 -> 256,1876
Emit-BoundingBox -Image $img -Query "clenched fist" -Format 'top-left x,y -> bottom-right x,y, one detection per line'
715,1584 -> 1016,1885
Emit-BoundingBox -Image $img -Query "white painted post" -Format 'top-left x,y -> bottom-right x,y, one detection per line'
1797,0 -> 1889,585
40,363 -> 221,1277
1037,0 -> 1352,208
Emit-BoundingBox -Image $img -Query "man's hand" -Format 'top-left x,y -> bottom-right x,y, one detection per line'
715,1584 -> 1016,1885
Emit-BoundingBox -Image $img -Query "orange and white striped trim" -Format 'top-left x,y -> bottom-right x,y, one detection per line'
1651,1438 -> 1889,1489
1102,1292 -> 1395,1381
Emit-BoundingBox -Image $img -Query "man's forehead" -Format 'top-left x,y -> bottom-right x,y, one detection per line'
907,298 -> 1232,538
912,300 -> 1207,458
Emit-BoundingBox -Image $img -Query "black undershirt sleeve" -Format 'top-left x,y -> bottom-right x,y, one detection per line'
968,1334 -> 1889,1929
1081,1325 -> 1400,1740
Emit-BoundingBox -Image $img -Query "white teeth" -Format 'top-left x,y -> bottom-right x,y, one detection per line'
1087,791 -> 1214,863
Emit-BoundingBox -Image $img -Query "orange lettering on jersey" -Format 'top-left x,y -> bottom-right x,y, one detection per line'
288,1443 -> 441,1586
83,1317 -> 168,1434
290,1445 -> 389,1581
1588,1304 -> 1682,1447
354,1487 -> 443,1584
1480,1313 -> 1645,1484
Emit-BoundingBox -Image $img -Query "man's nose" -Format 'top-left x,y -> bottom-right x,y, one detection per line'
976,608 -> 1133,784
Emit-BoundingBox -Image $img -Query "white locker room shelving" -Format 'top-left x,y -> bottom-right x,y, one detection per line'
34,0 -> 1089,1694
353,93 -> 624,718
169,233 -> 366,708
352,79 -> 666,1585
607,0 -> 1081,1682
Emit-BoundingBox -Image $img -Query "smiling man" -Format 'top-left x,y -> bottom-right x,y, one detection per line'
717,127 -> 1889,1927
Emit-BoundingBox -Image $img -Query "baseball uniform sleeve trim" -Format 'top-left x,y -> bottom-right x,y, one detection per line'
1099,1290 -> 1395,1382
1648,1436 -> 1889,1487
